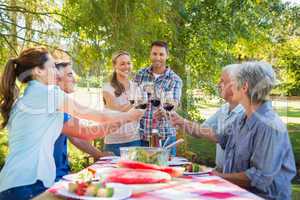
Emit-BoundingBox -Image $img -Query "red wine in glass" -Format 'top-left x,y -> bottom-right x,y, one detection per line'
129,100 -> 135,105
163,103 -> 174,111
151,99 -> 161,107
135,103 -> 147,109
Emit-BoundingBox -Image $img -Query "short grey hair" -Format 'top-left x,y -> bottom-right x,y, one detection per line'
222,64 -> 239,79
234,61 -> 277,103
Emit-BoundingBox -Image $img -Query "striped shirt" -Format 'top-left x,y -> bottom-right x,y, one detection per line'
134,66 -> 182,139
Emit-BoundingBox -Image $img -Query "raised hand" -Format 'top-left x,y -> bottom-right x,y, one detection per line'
128,108 -> 144,122
154,108 -> 167,121
169,112 -> 185,128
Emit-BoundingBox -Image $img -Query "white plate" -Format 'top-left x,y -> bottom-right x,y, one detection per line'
183,168 -> 213,176
170,157 -> 188,162
56,183 -> 132,200
168,160 -> 191,166
62,172 -> 98,182
167,157 -> 190,166
62,173 -> 79,182
99,156 -> 120,161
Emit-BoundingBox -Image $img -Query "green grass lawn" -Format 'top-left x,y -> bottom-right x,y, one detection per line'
292,184 -> 300,200
288,123 -> 300,132
275,107 -> 300,118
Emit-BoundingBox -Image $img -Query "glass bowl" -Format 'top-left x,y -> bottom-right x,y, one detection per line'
120,146 -> 170,166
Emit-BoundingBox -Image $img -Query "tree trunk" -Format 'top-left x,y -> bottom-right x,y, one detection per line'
22,0 -> 35,50
9,0 -> 18,56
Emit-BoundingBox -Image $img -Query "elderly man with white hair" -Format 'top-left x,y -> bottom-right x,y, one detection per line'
201,64 -> 244,171
170,61 -> 296,200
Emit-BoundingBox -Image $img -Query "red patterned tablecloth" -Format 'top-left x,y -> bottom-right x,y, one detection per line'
42,161 -> 263,200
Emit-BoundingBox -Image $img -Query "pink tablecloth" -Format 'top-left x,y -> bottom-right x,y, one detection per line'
128,175 -> 262,200
49,161 -> 263,200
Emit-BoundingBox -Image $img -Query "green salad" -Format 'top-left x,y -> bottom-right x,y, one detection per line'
122,147 -> 169,166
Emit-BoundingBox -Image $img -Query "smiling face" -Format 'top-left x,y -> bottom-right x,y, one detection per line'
32,54 -> 58,85
150,45 -> 168,69
218,71 -> 234,101
57,64 -> 76,93
114,54 -> 132,78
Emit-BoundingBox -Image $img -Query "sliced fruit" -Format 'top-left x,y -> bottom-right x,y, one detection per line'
118,160 -> 184,177
105,168 -> 171,184
96,188 -> 107,197
68,182 -> 77,193
85,184 -> 97,196
118,160 -> 161,170
105,188 -> 114,197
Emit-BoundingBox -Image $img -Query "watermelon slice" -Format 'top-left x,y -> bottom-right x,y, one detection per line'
160,166 -> 185,177
118,160 -> 184,177
118,160 -> 161,170
105,168 -> 171,184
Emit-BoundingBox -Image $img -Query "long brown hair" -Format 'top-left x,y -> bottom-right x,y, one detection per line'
0,47 -> 49,128
110,50 -> 130,97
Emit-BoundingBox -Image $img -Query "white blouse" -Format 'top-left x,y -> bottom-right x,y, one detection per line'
102,82 -> 140,144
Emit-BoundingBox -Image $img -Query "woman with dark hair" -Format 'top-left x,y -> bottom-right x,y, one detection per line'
0,47 -> 143,200
102,51 -> 141,156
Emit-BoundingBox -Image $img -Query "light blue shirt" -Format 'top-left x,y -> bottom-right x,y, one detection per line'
202,103 -> 244,169
217,101 -> 296,200
0,80 -> 66,192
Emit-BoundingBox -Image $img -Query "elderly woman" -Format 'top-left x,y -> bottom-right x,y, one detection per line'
170,61 -> 296,200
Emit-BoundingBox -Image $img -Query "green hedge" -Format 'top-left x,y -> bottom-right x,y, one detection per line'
0,130 -> 8,170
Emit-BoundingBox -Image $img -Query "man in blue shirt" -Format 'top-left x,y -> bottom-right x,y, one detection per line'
202,64 -> 244,171
54,62 -> 113,181
170,61 -> 296,199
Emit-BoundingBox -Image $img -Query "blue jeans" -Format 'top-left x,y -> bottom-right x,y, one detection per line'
141,135 -> 177,156
104,140 -> 141,156
0,180 -> 47,200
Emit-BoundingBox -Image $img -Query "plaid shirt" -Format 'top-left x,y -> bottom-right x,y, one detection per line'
134,66 -> 182,140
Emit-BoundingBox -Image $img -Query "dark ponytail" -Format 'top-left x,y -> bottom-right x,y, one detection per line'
0,47 -> 49,128
111,71 -> 125,97
0,59 -> 19,128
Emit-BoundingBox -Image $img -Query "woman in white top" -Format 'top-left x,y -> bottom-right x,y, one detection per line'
102,51 -> 141,156
0,47 -> 142,200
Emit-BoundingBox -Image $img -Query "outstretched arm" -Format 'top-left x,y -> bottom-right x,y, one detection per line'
62,117 -> 121,141
169,112 -> 218,143
59,95 -> 143,124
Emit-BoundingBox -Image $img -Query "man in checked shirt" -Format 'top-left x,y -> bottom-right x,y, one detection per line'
134,41 -> 183,156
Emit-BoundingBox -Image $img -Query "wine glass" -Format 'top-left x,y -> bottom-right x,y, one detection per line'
142,81 -> 155,96
161,91 -> 178,123
134,86 -> 148,110
162,91 -> 178,112
150,87 -> 161,108
128,82 -> 138,105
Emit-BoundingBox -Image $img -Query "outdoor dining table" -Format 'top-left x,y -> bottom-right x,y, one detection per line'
33,160 -> 263,200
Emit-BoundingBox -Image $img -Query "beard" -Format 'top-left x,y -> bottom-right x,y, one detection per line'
152,61 -> 165,68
